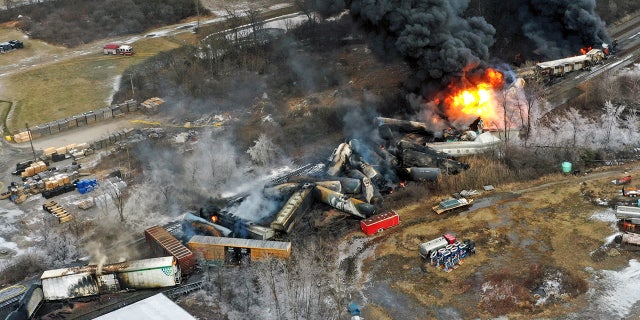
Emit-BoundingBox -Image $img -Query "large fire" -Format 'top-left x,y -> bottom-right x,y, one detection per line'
443,68 -> 504,124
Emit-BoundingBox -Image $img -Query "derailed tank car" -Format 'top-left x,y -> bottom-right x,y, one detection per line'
144,225 -> 196,275
40,257 -> 180,301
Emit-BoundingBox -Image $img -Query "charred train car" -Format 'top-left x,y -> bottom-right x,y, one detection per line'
40,256 -> 180,301
534,48 -> 606,78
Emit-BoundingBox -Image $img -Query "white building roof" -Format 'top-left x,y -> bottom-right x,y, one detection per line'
94,293 -> 196,320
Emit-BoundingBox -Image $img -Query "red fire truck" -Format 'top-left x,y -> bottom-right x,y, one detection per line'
103,43 -> 134,56
360,210 -> 400,235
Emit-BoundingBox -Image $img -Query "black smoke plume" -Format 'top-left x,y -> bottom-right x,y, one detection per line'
316,0 -> 496,97
518,0 -> 610,59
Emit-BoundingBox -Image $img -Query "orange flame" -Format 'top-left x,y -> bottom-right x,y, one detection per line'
579,46 -> 592,55
443,68 -> 504,123
211,215 -> 218,223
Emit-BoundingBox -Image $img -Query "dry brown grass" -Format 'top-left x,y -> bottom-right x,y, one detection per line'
435,155 -> 515,195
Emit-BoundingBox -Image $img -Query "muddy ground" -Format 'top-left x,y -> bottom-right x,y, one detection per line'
349,165 -> 640,319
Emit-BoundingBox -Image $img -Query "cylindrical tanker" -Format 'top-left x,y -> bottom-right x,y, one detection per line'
312,185 -> 376,218
288,175 -> 362,194
375,117 -> 434,136
263,182 -> 301,199
183,212 -> 231,237
327,142 -> 352,176
403,167 -> 441,182
315,181 -> 342,193
349,139 -> 386,167
347,169 -> 383,206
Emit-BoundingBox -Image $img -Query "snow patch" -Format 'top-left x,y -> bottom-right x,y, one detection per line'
592,259 -> 640,318
589,208 -> 617,223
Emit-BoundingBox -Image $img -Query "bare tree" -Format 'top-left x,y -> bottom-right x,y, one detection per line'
247,134 -> 278,166
294,0 -> 317,25
245,8 -> 264,46
602,100 -> 624,146
106,183 -> 127,222
522,67 -> 548,143
225,8 -> 243,46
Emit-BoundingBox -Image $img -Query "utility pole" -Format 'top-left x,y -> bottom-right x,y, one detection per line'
25,123 -> 37,162
194,0 -> 200,33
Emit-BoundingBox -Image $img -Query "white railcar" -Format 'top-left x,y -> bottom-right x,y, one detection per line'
40,256 -> 180,301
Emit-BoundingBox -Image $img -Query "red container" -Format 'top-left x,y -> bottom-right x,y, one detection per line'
144,225 -> 195,275
360,210 -> 400,235
443,233 -> 457,244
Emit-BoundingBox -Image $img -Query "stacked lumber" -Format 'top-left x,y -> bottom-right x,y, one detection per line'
43,200 -> 73,223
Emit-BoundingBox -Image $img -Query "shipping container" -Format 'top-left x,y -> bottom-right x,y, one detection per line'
144,226 -> 196,275
360,210 -> 400,235
188,235 -> 291,265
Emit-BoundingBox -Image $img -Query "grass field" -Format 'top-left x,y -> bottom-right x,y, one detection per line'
0,4 -> 298,135
0,27 -> 188,134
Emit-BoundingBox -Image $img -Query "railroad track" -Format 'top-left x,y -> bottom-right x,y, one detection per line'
225,163 -> 325,205
164,280 -> 204,299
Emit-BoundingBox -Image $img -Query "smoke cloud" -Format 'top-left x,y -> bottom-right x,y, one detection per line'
317,0 -> 496,96
518,0 -> 610,59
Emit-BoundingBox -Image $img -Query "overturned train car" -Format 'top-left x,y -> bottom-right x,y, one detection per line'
40,256 -> 180,301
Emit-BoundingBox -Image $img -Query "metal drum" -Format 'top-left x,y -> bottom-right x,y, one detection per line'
442,250 -> 452,271
437,248 -> 447,267
451,242 -> 460,255
430,250 -> 438,266
458,243 -> 467,258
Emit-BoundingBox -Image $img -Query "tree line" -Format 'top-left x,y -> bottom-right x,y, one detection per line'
0,0 -> 204,47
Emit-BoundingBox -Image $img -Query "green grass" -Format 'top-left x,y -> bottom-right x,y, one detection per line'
1,32 -> 183,134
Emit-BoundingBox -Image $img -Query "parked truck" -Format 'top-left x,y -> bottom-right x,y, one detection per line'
103,43 -> 134,56
419,234 -> 476,272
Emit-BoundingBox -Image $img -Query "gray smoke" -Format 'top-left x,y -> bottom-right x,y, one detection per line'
519,0 -> 610,59
317,0 -> 495,95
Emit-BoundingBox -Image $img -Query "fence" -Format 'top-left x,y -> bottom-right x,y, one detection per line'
12,100 -> 138,143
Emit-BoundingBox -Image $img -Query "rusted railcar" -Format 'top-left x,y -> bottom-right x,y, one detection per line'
188,235 -> 291,265
144,225 -> 196,275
